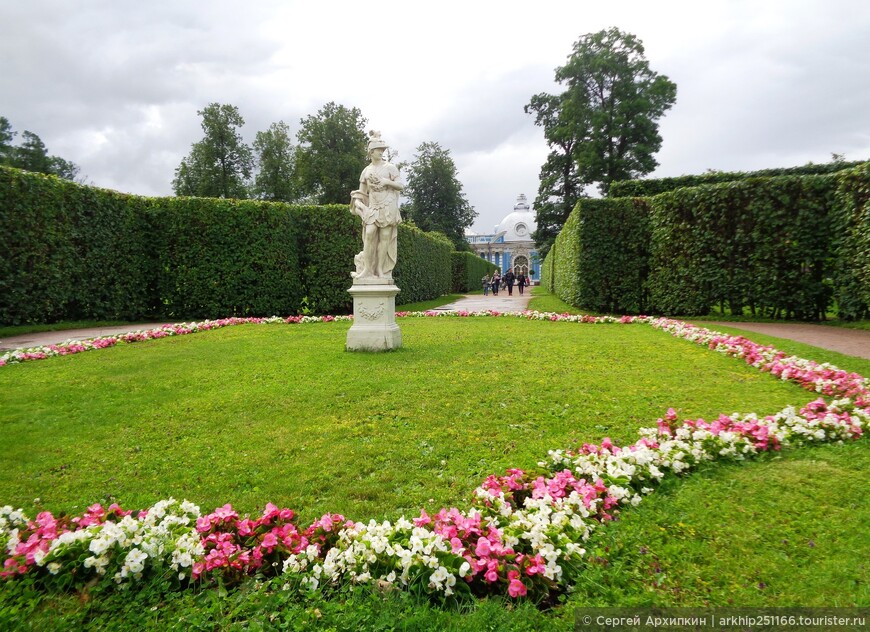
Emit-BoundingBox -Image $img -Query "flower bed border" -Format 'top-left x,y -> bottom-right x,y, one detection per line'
1,311 -> 867,602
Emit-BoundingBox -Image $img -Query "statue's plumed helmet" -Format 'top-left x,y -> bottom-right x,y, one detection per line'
367,130 -> 388,151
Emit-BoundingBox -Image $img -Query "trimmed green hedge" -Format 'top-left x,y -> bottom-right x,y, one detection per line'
542,165 -> 870,320
394,225 -> 453,305
0,168 -> 155,324
609,161 -> 867,198
147,197 -> 305,319
0,166 -> 461,324
543,198 -> 650,314
648,175 -> 836,318
832,163 -> 870,320
451,251 -> 498,293
574,198 -> 651,314
549,203 -> 583,307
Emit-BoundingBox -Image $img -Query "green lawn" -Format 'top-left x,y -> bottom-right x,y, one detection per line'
0,318 -> 812,522
0,315 -> 867,628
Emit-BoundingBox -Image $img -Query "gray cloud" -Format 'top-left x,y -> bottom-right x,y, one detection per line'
2,1 -> 869,233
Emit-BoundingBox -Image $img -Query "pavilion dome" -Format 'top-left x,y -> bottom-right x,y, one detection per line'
494,194 -> 536,242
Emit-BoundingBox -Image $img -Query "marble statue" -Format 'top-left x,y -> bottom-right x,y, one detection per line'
350,131 -> 403,281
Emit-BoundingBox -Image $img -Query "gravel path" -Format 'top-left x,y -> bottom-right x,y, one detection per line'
704,322 -> 870,360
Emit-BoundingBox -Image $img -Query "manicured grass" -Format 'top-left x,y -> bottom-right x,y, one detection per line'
1,315 -> 867,628
2,442 -> 866,629
1,318 -> 809,523
526,287 -> 587,315
568,440 -> 869,608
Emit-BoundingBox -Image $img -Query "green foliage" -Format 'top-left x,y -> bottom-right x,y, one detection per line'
556,28 -> 677,195
295,102 -> 368,204
294,204 -> 357,315
831,162 -> 870,320
1,166 -> 458,324
524,95 -> 584,259
252,120 -> 298,202
450,251 -> 498,293
543,167 -> 870,319
0,117 -> 81,181
526,28 -> 675,254
549,201 -> 583,307
545,198 -> 650,314
149,197 -> 303,319
648,175 -> 836,318
394,224 -> 453,304
0,167 -> 155,325
609,160 -> 868,197
575,198 -> 651,314
172,103 -> 254,199
402,141 -> 477,250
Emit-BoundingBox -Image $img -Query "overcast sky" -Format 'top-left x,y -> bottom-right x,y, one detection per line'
2,0 -> 869,233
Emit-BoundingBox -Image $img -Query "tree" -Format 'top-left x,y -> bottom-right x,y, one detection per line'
0,116 -> 15,164
15,131 -> 53,174
524,94 -> 585,258
0,119 -> 82,182
402,141 -> 476,250
252,121 -> 298,202
172,103 -> 253,199
526,28 -> 676,249
295,102 -> 368,204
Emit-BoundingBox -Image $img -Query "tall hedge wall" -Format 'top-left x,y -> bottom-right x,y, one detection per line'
543,198 -> 650,313
0,166 -> 460,324
574,198 -> 651,314
542,165 -> 870,320
451,251 -> 498,293
648,175 -> 836,318
832,163 -> 870,319
549,203 -> 583,307
609,161 -> 866,198
0,168 -> 155,324
394,225 -> 453,304
146,197 -> 305,319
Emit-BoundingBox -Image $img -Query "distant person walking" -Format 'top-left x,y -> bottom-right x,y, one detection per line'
504,270 -> 516,296
491,271 -> 501,296
516,272 -> 527,295
482,273 -> 491,296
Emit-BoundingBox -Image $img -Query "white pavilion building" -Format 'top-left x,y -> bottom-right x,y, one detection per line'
465,194 -> 541,283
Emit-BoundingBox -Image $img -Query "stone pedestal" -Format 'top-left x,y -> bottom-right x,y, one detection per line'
346,278 -> 402,352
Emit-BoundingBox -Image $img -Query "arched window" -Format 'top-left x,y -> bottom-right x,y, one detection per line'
513,255 -> 529,276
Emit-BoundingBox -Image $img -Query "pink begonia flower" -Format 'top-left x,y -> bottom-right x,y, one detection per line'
237,519 -> 256,537
261,532 -> 278,550
508,570 -> 528,597
413,510 -> 431,527
475,537 -> 491,557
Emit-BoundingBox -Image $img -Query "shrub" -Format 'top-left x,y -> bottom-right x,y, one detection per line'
451,252 -> 498,293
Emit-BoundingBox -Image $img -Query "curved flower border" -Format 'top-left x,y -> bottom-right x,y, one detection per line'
0,312 -> 867,602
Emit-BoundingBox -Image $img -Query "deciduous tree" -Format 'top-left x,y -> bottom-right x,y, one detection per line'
402,141 -> 476,251
172,103 -> 253,199
252,121 -> 298,202
295,102 -> 367,204
0,118 -> 82,182
527,28 -> 676,251
524,94 -> 584,258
